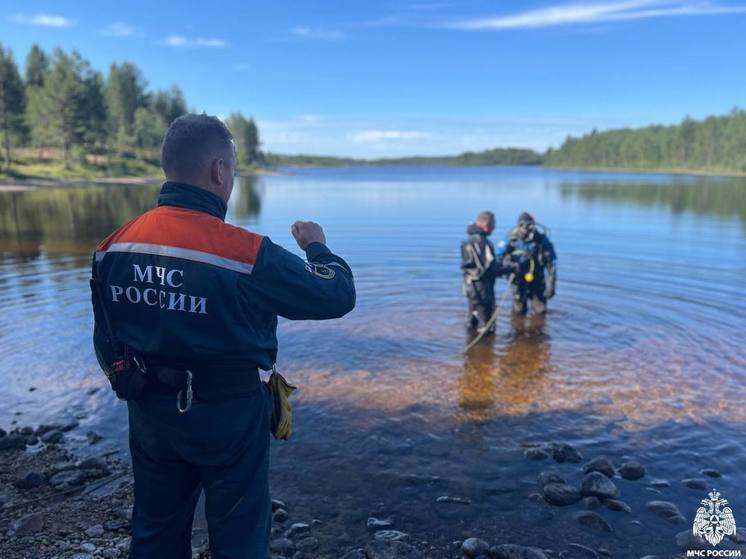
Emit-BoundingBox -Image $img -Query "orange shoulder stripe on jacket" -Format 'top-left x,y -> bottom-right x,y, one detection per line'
96,206 -> 264,265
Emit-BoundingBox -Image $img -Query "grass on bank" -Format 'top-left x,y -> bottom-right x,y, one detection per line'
0,148 -> 261,181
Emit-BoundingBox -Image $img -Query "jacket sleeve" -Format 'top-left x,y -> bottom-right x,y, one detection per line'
541,235 -> 557,265
248,237 -> 356,320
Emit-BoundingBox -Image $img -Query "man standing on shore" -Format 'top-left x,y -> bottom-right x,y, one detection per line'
90,114 -> 355,558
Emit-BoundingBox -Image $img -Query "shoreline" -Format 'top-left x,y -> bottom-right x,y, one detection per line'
0,167 -> 282,192
1,164 -> 744,191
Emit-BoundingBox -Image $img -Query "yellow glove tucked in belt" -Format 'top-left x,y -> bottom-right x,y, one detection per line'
267,366 -> 297,440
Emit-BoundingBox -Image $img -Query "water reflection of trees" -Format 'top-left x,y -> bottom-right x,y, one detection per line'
229,175 -> 262,220
0,176 -> 263,259
559,178 -> 746,222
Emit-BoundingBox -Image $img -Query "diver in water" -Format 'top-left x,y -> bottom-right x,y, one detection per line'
498,212 -> 557,315
461,211 -> 517,332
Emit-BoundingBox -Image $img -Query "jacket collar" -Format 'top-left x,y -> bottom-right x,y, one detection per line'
467,223 -> 487,237
158,181 -> 228,221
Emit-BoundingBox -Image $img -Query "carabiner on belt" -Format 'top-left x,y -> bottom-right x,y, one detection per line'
177,370 -> 193,414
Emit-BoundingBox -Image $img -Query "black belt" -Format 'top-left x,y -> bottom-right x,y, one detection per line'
144,365 -> 262,411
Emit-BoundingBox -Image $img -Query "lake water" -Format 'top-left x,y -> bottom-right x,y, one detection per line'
1,166 -> 745,557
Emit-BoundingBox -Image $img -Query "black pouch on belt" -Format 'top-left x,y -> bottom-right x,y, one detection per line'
90,278 -> 147,401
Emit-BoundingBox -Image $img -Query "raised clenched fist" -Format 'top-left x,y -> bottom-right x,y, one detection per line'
291,221 -> 326,250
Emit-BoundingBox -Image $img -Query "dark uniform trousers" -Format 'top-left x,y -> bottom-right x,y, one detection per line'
512,275 -> 547,315
127,384 -> 273,559
466,280 -> 495,329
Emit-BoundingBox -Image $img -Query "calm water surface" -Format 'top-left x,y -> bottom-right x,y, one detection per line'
1,166 -> 745,557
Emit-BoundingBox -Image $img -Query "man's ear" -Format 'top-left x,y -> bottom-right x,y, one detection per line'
210,158 -> 224,185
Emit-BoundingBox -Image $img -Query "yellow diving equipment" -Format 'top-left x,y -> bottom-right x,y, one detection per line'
524,257 -> 535,283
266,365 -> 297,440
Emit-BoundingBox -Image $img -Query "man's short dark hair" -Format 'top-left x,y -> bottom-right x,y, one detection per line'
160,114 -> 235,177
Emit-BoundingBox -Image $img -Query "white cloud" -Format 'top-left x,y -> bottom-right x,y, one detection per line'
100,22 -> 137,37
10,13 -> 74,28
351,130 -> 431,143
291,26 -> 345,40
448,0 -> 746,30
162,35 -> 229,48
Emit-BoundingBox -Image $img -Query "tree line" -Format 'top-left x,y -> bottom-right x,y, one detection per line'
0,43 -> 261,173
545,109 -> 746,173
266,147 -> 543,167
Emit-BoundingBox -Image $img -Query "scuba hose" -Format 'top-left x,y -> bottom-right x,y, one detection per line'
463,273 -> 514,353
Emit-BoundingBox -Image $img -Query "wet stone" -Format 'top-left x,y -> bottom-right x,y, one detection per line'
580,472 -> 619,500
284,522 -> 310,538
40,429 -> 64,444
462,537 -> 490,557
524,447 -> 550,460
646,501 -> 686,524
583,496 -> 601,509
583,457 -> 615,478
538,469 -> 565,487
49,469 -> 86,488
273,508 -> 288,523
270,537 -> 295,556
103,519 -> 129,531
13,471 -> 47,489
490,543 -> 549,559
700,468 -> 722,478
367,517 -> 394,529
9,513 -> 44,536
676,529 -> 709,551
271,499 -> 286,512
80,542 -> 96,552
573,511 -> 612,532
84,524 -> 105,538
295,536 -> 319,552
86,431 -> 103,444
366,539 -> 423,559
682,478 -> 708,490
605,499 -> 631,513
340,550 -> 366,559
544,483 -> 582,506
0,433 -> 27,451
551,443 -> 583,464
374,529 -> 409,542
564,543 -> 599,559
436,495 -> 471,504
648,479 -> 670,489
619,461 -> 646,480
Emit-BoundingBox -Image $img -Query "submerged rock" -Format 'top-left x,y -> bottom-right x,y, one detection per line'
675,529 -> 709,551
582,457 -> 615,478
462,537 -> 490,557
436,495 -> 471,504
543,483 -> 582,506
270,537 -> 295,556
13,471 -> 47,489
374,530 -> 409,542
367,517 -> 394,529
551,443 -> 583,464
573,511 -> 612,532
700,468 -> 722,478
580,472 -> 619,499
605,499 -> 631,513
563,543 -> 599,559
646,501 -> 686,524
619,461 -> 645,480
524,448 -> 550,461
583,496 -> 601,509
366,539 -> 423,559
682,478 -> 708,490
490,543 -> 549,559
538,469 -> 565,487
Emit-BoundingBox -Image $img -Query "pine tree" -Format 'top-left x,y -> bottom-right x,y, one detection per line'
0,44 -> 26,172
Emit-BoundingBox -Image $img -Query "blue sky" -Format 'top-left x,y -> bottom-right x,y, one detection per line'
2,0 -> 746,157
